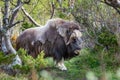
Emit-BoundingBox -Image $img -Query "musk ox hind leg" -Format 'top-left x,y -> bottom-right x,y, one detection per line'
55,58 -> 67,71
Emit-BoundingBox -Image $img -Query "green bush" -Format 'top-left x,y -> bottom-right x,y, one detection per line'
64,48 -> 120,80
0,73 -> 28,80
0,52 -> 16,65
21,22 -> 34,30
14,49 -> 47,73
98,27 -> 118,47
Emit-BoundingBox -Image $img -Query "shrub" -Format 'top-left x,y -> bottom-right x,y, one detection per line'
14,49 -> 47,73
21,22 -> 34,30
98,27 -> 118,47
0,52 -> 16,65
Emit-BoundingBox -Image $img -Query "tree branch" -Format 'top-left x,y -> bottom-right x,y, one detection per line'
11,3 -> 23,14
50,2 -> 55,19
113,6 -> 120,14
21,7 -> 41,27
2,0 -> 22,66
9,0 -> 22,28
29,0 -> 40,14
101,0 -> 120,14
9,20 -> 24,28
22,0 -> 31,4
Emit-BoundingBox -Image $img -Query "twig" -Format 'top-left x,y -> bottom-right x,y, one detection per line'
50,2 -> 55,19
11,3 -> 23,14
29,0 -> 40,14
9,0 -> 22,27
113,7 -> 120,14
23,0 -> 31,4
9,20 -> 24,28
101,0 -> 120,15
21,7 -> 41,27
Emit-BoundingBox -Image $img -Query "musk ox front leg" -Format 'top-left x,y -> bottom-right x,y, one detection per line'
52,39 -> 68,70
55,58 -> 67,71
53,51 -> 67,70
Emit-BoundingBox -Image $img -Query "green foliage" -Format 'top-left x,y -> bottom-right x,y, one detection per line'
21,22 -> 34,30
98,28 -> 118,47
64,48 -> 120,80
14,49 -> 47,73
0,52 -> 16,65
65,49 -> 91,79
0,73 -> 28,80
93,27 -> 119,56
57,11 -> 66,18
1,48 -> 120,80
78,0 -> 93,10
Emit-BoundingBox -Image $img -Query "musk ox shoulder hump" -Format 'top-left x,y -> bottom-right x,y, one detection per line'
45,18 -> 67,28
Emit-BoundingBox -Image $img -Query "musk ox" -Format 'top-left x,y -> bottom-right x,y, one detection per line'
16,18 -> 83,70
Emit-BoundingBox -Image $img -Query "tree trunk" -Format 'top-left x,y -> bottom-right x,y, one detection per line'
4,31 -> 16,54
3,0 -> 14,54
0,35 -> 1,51
2,0 -> 22,66
0,21 -> 2,51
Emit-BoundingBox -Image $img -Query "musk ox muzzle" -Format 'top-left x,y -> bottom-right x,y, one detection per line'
16,18 -> 83,70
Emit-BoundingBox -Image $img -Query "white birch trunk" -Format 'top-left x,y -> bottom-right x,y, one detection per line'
2,0 -> 22,66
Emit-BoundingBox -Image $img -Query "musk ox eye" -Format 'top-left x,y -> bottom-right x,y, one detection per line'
72,38 -> 77,43
66,30 -> 71,36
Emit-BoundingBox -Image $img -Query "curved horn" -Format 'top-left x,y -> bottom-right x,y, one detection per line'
66,30 -> 82,45
66,32 -> 75,45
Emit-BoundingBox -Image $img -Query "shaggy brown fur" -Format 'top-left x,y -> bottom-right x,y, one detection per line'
16,18 -> 82,63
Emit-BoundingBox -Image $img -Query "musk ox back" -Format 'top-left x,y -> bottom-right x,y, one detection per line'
16,18 -> 83,70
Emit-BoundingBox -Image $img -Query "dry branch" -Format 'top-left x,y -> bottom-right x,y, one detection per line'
9,0 -> 22,27
21,7 -> 40,27
101,0 -> 120,14
50,2 -> 55,19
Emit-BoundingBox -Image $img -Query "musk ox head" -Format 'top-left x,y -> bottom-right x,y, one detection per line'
57,21 -> 83,58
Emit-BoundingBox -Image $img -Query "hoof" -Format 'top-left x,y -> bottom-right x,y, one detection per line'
55,63 -> 67,71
